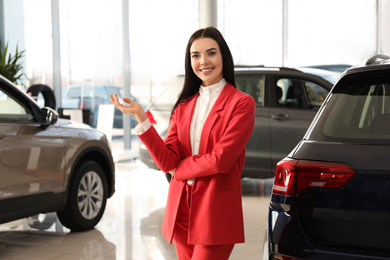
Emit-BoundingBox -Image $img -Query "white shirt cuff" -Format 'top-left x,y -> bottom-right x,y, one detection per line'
132,118 -> 152,135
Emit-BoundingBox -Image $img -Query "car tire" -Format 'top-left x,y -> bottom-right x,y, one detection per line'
27,84 -> 56,109
57,160 -> 108,231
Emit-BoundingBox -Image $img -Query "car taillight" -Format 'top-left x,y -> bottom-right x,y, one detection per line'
145,110 -> 156,124
78,103 -> 86,109
272,158 -> 356,196
273,158 -> 297,195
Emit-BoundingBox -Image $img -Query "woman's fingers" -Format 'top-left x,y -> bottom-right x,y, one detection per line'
109,93 -> 147,124
122,97 -> 132,105
109,93 -> 141,117
109,93 -> 119,106
110,93 -> 125,108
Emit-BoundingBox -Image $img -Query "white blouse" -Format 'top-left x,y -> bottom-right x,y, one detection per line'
190,78 -> 226,155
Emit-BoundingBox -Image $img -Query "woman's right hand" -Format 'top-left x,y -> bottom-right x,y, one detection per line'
109,93 -> 147,124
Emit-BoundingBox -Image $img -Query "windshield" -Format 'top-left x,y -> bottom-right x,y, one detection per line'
65,85 -> 122,99
297,67 -> 339,85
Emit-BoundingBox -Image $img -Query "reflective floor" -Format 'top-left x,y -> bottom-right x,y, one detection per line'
0,159 -> 273,260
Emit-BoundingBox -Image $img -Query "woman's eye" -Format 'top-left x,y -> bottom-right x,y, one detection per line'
192,54 -> 199,58
208,51 -> 216,56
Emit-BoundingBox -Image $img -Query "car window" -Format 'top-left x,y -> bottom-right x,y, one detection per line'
106,86 -> 123,98
0,90 -> 34,122
309,78 -> 390,143
66,86 -> 107,99
305,82 -> 329,107
236,75 -> 264,106
275,78 -> 328,109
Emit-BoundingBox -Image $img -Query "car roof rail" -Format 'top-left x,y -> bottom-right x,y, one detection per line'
365,54 -> 390,65
234,64 -> 265,68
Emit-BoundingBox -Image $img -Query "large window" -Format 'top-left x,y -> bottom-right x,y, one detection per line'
218,0 -> 283,66
218,0 -> 379,67
24,0 -> 53,87
287,0 -> 376,66
23,0 -> 198,103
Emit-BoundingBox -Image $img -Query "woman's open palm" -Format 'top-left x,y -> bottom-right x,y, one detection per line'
109,93 -> 147,124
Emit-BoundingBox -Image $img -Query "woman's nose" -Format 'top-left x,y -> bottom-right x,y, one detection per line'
200,55 -> 209,65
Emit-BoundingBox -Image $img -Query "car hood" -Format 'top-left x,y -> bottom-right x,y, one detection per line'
54,118 -> 94,129
54,118 -> 110,142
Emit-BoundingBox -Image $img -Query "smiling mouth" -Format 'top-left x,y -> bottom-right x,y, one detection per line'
200,68 -> 213,72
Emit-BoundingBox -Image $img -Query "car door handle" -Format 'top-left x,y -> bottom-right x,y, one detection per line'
271,114 -> 289,121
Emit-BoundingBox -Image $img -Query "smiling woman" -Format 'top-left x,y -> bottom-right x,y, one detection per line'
110,26 -> 256,259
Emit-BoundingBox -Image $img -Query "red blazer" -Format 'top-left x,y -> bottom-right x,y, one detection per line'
139,83 -> 255,245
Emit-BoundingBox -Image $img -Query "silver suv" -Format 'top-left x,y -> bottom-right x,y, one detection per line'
0,75 -> 115,231
139,66 -> 339,181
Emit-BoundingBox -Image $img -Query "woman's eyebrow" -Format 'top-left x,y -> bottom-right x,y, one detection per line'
206,47 -> 217,52
191,47 -> 218,55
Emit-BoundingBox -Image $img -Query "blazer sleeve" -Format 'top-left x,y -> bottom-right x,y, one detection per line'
138,109 -> 181,173
174,94 -> 255,181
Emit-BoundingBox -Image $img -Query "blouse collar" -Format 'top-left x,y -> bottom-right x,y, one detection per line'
199,78 -> 226,99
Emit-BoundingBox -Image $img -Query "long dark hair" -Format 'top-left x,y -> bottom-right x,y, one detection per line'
171,26 -> 235,116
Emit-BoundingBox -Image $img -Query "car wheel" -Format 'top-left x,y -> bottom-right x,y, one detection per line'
165,172 -> 171,183
57,160 -> 108,231
27,84 -> 56,109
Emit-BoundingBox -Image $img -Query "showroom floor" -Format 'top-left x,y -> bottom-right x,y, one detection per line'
0,159 -> 273,260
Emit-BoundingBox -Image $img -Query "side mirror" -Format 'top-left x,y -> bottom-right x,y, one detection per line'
41,107 -> 59,128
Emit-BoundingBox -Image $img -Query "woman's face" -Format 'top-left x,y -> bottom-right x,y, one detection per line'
190,37 -> 223,87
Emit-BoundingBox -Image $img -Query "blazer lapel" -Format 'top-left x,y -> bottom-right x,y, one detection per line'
180,93 -> 199,157
198,84 -> 234,154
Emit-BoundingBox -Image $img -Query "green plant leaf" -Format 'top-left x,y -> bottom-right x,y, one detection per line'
0,40 -> 25,84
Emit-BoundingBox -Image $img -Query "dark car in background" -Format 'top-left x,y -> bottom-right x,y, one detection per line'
62,84 -> 144,129
305,64 -> 352,74
264,54 -> 390,260
139,66 -> 338,181
0,75 -> 115,231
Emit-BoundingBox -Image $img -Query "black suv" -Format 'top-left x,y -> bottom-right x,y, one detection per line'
139,66 -> 338,181
264,54 -> 390,260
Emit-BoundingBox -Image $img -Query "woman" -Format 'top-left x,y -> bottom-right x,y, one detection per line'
110,26 -> 255,260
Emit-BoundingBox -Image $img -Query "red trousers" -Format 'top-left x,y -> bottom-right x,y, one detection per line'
173,185 -> 235,260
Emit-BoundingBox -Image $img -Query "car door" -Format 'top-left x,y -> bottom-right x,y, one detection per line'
0,85 -> 65,215
269,76 -> 330,170
235,73 -> 271,178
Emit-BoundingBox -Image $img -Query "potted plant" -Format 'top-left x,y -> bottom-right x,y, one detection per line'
0,40 -> 25,85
